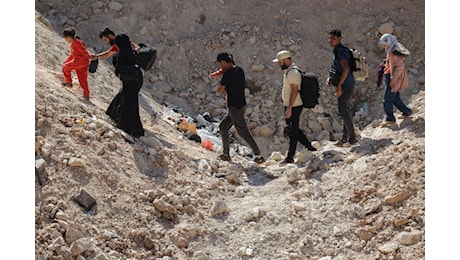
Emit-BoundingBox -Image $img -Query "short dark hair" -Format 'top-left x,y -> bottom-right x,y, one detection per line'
329,29 -> 342,38
99,27 -> 116,38
63,27 -> 76,38
216,52 -> 235,64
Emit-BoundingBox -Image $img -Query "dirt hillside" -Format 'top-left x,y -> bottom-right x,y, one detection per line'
35,1 -> 425,259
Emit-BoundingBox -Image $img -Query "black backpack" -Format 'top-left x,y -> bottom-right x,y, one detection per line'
135,43 -> 157,71
291,67 -> 319,109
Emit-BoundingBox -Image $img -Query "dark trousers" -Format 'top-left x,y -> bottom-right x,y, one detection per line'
107,74 -> 144,137
285,106 -> 311,160
219,106 -> 261,156
338,85 -> 356,140
383,74 -> 412,122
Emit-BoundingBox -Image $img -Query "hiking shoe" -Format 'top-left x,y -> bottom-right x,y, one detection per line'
398,111 -> 414,119
335,139 -> 347,147
380,120 -> 396,127
218,154 -> 231,162
348,138 -> 359,146
279,158 -> 294,166
62,82 -> 73,87
83,96 -> 90,101
306,144 -> 317,152
254,155 -> 266,164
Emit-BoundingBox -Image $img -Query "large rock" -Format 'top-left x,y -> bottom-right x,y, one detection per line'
384,190 -> 414,205
268,151 -> 284,161
395,230 -> 423,246
211,200 -> 228,216
308,121 -> 323,133
286,168 -> 301,183
74,189 -> 96,210
65,225 -> 85,244
193,251 -> 209,260
319,117 -> 332,132
378,242 -> 399,254
317,130 -> 330,141
68,157 -> 85,167
108,1 -> 123,11
356,228 -> 375,241
255,125 -> 275,137
153,199 -> 177,214
251,64 -> 265,72
70,238 -> 94,257
297,150 -> 313,164
379,22 -> 395,35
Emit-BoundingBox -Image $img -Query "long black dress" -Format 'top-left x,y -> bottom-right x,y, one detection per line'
106,34 -> 144,137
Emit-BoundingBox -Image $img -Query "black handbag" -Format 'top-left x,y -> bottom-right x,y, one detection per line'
88,59 -> 98,73
329,68 -> 341,87
118,64 -> 141,82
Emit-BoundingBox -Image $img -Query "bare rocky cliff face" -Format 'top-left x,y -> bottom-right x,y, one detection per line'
35,1 -> 425,259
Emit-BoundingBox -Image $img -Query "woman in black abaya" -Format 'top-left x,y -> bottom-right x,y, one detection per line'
108,34 -> 144,137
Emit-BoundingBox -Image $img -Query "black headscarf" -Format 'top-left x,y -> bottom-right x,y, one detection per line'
114,34 -> 136,67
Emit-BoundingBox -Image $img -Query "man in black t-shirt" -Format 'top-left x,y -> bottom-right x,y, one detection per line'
214,53 -> 265,164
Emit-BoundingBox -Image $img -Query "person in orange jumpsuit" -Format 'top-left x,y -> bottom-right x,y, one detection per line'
62,27 -> 91,99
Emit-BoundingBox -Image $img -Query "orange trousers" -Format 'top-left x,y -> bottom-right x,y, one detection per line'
63,60 -> 90,97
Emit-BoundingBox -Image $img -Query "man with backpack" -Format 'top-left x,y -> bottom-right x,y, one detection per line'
273,50 -> 316,165
327,30 -> 358,146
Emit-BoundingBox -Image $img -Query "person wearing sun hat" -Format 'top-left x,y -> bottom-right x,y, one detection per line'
272,50 -> 316,165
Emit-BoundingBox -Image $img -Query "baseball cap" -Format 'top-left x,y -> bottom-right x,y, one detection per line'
216,52 -> 234,63
272,50 -> 291,62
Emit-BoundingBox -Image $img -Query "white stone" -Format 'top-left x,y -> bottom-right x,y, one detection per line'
193,251 -> 209,260
378,242 -> 399,254
396,230 -> 423,245
286,168 -> 301,183
68,158 -> 85,167
308,121 -> 323,133
292,201 -> 307,211
268,151 -> 284,161
108,2 -> 123,12
235,187 -> 245,198
311,141 -> 320,149
70,238 -> 94,257
297,150 -> 313,164
255,125 -> 275,137
211,200 -> 228,216
251,64 -> 265,72
35,158 -> 47,172
317,130 -> 330,141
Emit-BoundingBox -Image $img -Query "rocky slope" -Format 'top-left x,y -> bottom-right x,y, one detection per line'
35,1 -> 425,259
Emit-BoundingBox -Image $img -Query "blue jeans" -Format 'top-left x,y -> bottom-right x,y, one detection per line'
383,74 -> 412,122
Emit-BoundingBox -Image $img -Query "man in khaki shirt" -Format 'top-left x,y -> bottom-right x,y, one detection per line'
273,50 -> 316,165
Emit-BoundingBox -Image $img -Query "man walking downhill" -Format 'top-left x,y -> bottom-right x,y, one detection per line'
327,30 -> 358,146
214,53 -> 265,164
272,50 -> 316,165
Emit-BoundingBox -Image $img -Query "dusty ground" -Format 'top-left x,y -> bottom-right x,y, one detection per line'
35,1 -> 425,259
